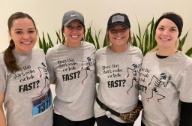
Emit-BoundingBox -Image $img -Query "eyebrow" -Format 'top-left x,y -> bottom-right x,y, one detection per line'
14,28 -> 35,31
158,25 -> 177,28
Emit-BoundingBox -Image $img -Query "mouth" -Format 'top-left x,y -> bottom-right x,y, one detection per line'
160,37 -> 171,41
21,41 -> 32,45
70,35 -> 79,38
114,37 -> 124,40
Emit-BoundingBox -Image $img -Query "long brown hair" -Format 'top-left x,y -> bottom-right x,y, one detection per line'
4,12 -> 36,73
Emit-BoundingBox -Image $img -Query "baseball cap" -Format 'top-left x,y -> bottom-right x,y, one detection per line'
62,10 -> 84,26
107,13 -> 131,30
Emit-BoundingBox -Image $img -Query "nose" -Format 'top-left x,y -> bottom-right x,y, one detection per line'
162,30 -> 169,36
116,32 -> 122,35
22,33 -> 30,39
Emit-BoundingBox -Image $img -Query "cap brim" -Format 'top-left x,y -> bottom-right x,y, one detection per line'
108,22 -> 130,30
64,18 -> 84,26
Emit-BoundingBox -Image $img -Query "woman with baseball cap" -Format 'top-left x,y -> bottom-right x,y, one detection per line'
139,12 -> 192,126
94,13 -> 143,126
46,10 -> 96,126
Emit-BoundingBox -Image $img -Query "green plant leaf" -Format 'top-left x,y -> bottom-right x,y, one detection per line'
47,33 -> 54,47
185,47 -> 192,57
178,31 -> 189,51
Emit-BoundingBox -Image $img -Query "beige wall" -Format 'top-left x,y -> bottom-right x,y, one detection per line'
1,1 -> 191,125
0,0 -> 192,52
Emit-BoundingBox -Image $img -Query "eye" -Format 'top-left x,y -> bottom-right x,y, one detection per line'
28,30 -> 35,34
170,28 -> 177,32
120,27 -> 128,32
66,25 -> 73,30
158,27 -> 164,31
109,27 -> 127,34
15,31 -> 23,34
109,28 -> 117,33
77,25 -> 83,30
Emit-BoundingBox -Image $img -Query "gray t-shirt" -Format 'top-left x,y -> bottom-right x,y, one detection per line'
0,48 -> 53,126
94,46 -> 143,123
139,51 -> 192,126
46,42 -> 96,121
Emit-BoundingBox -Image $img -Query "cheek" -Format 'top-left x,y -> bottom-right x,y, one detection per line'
10,35 -> 20,43
155,34 -> 158,41
33,34 -> 37,41
108,33 -> 114,41
80,30 -> 85,35
9,31 -> 16,40
155,31 -> 161,41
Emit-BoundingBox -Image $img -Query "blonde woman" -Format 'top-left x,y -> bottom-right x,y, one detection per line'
94,13 -> 143,126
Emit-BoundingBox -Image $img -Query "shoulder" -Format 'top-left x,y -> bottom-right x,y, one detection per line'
82,41 -> 96,49
144,51 -> 155,58
176,51 -> 192,68
46,43 -> 62,57
129,45 -> 142,53
32,48 -> 46,58
178,51 -> 192,70
33,47 -> 44,54
96,47 -> 107,55
129,45 -> 143,57
129,45 -> 141,51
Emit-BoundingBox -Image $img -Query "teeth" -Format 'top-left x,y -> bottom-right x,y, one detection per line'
71,35 -> 78,38
22,42 -> 31,45
115,37 -> 122,40
160,38 -> 170,41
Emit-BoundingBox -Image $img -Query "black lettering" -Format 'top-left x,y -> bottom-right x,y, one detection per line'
114,80 -> 119,87
139,84 -> 147,93
28,82 -> 33,90
37,99 -> 51,114
19,85 -> 23,92
19,80 -> 39,93
62,71 -> 80,82
69,73 -> 74,80
36,80 -> 40,88
23,84 -> 28,92
108,80 -> 126,88
41,102 -> 45,112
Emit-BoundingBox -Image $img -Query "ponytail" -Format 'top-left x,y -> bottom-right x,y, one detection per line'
4,40 -> 20,73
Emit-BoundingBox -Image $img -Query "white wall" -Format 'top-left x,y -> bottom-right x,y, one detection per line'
1,1 -> 192,125
0,0 -> 192,52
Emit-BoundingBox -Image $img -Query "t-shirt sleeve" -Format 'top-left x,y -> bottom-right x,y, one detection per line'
178,63 -> 192,102
46,50 -> 56,84
0,61 -> 7,93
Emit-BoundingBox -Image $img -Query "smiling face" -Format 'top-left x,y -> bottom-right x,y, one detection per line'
155,18 -> 179,50
108,24 -> 129,47
63,19 -> 85,48
9,18 -> 37,53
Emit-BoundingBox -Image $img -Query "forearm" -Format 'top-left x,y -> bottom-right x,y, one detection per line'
179,101 -> 192,126
0,106 -> 6,126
